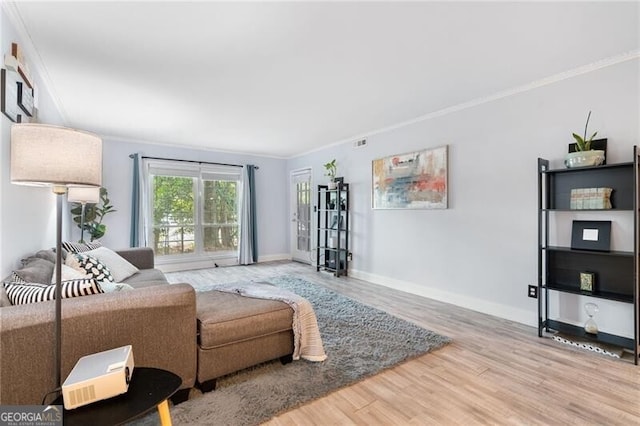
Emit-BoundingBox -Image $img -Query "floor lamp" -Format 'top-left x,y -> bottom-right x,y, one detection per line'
10,124 -> 102,389
67,187 -> 101,243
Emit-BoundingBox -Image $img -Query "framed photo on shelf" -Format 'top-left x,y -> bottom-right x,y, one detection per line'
579,272 -> 595,292
570,220 -> 611,252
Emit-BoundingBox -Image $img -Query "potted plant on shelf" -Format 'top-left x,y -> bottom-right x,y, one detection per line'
324,159 -> 337,189
565,111 -> 605,168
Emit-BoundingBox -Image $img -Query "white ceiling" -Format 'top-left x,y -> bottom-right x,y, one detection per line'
6,1 -> 639,158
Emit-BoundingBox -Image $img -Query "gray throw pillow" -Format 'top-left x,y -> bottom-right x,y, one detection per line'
33,249 -> 56,264
13,257 -> 54,284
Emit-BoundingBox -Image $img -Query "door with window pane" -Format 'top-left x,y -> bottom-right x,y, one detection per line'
291,169 -> 312,263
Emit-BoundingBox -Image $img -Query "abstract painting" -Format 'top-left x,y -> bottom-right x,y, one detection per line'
372,145 -> 448,209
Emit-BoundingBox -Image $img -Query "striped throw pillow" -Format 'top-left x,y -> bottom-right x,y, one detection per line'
61,241 -> 103,254
10,272 -> 27,284
3,279 -> 104,305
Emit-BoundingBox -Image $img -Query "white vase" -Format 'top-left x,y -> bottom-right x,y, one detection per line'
564,150 -> 605,168
328,180 -> 337,190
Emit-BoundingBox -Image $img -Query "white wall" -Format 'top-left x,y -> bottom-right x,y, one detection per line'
0,7 -> 65,277
1,4 -> 289,276
97,139 -> 289,262
288,58 -> 640,336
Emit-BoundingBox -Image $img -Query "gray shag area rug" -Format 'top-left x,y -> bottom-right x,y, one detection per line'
131,275 -> 450,425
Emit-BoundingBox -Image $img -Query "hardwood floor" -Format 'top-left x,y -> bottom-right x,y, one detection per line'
168,261 -> 640,425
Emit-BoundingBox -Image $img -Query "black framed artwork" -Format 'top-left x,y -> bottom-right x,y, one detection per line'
571,220 -> 611,252
1,68 -> 21,123
17,81 -> 34,117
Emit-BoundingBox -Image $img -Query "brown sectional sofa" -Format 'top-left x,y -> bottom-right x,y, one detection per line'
0,247 -> 294,405
196,290 -> 294,391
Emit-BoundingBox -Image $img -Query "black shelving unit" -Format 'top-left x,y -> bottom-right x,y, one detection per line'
538,149 -> 640,364
316,182 -> 349,277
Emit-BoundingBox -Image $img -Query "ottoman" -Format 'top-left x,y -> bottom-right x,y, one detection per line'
195,290 -> 294,392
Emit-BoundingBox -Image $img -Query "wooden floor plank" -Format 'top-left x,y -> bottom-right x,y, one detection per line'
168,261 -> 640,425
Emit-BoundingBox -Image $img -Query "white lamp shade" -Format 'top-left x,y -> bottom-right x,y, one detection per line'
67,186 -> 101,204
11,124 -> 102,187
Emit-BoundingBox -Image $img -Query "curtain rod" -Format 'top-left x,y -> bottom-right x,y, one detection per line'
129,154 -> 258,169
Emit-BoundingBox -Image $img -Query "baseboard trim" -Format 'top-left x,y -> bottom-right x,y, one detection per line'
258,253 -> 291,263
350,269 -> 535,327
158,253 -> 291,272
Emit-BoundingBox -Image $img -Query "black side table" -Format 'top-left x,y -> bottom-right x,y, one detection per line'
54,367 -> 181,426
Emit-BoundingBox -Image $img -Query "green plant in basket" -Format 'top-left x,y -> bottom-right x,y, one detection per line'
572,111 -> 598,151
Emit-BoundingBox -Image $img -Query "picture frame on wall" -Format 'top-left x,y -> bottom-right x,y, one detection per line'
17,81 -> 34,117
1,68 -> 21,123
570,220 -> 611,252
372,145 -> 448,209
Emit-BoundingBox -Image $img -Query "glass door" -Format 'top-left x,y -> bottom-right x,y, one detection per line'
290,168 -> 312,264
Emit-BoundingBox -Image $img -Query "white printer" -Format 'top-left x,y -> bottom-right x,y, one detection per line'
62,345 -> 134,410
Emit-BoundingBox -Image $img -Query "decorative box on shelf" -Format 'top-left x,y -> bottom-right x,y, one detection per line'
569,187 -> 612,210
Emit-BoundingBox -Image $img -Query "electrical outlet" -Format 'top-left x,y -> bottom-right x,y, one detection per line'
528,285 -> 538,299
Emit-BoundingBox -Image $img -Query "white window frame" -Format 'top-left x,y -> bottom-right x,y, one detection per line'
144,159 -> 242,270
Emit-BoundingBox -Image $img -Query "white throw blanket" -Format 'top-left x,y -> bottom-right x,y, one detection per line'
212,281 -> 327,362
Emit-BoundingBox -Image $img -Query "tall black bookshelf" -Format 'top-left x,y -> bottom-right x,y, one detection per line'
316,182 -> 349,277
538,148 -> 639,364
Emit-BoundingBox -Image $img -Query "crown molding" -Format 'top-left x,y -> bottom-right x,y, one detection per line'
101,133 -> 288,160
291,50 -> 640,159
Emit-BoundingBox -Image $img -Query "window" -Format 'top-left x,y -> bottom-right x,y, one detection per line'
146,160 -> 241,261
152,175 -> 196,255
202,174 -> 239,253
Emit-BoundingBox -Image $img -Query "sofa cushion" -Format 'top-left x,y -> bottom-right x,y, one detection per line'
122,269 -> 169,288
196,291 -> 293,349
66,253 -> 115,283
99,281 -> 135,292
84,247 -> 139,282
115,248 -> 155,270
4,278 -> 104,305
12,257 -> 54,284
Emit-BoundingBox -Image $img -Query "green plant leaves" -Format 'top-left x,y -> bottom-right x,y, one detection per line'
572,111 -> 598,152
323,159 -> 337,178
69,187 -> 117,242
572,133 -> 586,151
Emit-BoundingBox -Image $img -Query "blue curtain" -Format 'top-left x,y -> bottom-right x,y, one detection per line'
130,153 -> 141,247
239,165 -> 258,264
248,165 -> 258,262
